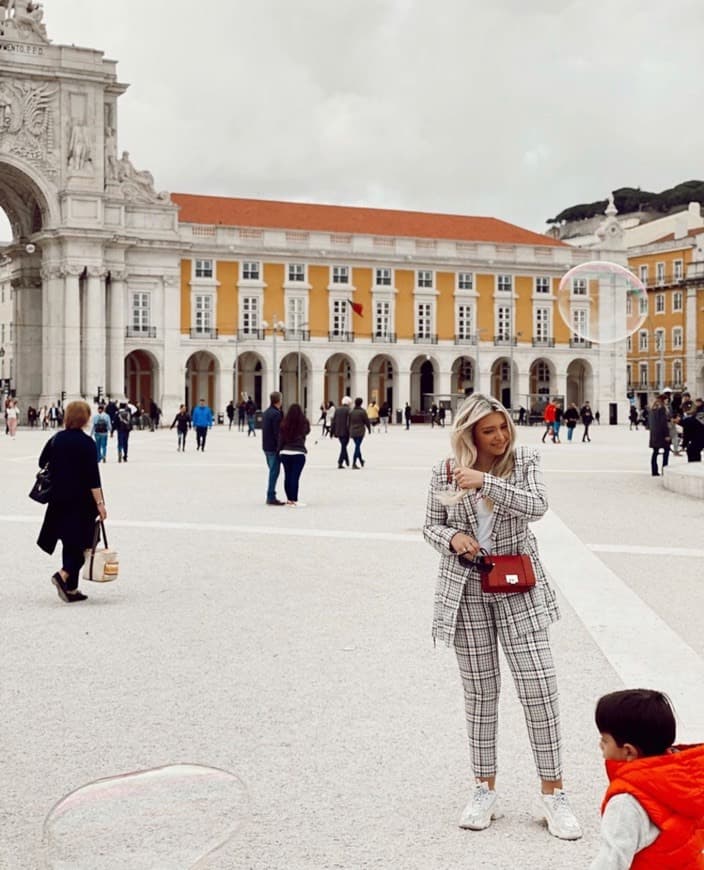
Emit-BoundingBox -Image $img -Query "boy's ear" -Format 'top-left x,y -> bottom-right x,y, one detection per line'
622,742 -> 641,761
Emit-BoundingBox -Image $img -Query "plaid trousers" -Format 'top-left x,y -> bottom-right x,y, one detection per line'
453,579 -> 562,780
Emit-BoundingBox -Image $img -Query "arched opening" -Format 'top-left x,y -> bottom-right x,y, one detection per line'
566,359 -> 594,408
125,349 -> 159,408
0,159 -> 53,241
237,351 -> 264,408
451,355 -> 475,396
324,353 -> 353,404
490,358 -> 512,408
280,350 -> 311,414
367,354 -> 396,410
185,351 -> 218,411
410,355 -> 437,413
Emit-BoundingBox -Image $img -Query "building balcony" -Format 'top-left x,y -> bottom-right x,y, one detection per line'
532,337 -> 555,348
569,338 -> 593,349
283,329 -> 310,341
328,331 -> 355,342
493,335 -> 517,346
237,329 -> 265,340
454,334 -> 477,345
372,333 -> 397,343
126,326 -> 157,339
189,328 -> 219,340
413,333 -> 438,344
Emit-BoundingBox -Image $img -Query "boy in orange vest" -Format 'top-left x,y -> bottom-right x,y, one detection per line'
591,689 -> 704,869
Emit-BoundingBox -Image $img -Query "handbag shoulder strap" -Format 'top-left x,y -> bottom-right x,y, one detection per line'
445,458 -> 453,484
92,520 -> 109,552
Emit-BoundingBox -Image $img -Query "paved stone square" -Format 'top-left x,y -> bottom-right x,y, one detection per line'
1,421 -> 703,869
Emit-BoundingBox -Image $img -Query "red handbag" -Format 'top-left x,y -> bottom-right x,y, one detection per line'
444,457 -> 536,595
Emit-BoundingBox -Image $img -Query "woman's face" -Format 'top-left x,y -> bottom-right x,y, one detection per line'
473,411 -> 510,460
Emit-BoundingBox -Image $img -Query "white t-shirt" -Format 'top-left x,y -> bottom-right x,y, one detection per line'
475,496 -> 494,552
590,793 -> 659,870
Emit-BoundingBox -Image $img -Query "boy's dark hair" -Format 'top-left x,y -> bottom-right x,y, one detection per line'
595,689 -> 676,757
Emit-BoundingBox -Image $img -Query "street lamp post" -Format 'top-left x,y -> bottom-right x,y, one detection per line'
261,316 -> 285,395
297,322 -> 309,408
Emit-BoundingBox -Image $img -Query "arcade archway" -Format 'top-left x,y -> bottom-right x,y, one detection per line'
236,351 -> 264,408
566,359 -> 594,407
410,355 -> 437,413
451,355 -> 475,395
367,354 -> 396,410
185,351 -> 218,411
125,349 -> 159,408
324,353 -> 353,404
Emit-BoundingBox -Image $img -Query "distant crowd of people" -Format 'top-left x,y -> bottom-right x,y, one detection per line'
540,398 -> 597,444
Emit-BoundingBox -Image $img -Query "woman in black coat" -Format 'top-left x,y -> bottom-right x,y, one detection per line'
37,401 -> 106,603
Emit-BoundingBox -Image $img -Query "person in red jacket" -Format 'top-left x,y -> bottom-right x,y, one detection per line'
591,689 -> 704,869
541,399 -> 557,443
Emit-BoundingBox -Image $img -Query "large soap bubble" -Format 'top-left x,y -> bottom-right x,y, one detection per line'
43,764 -> 249,869
557,260 -> 647,345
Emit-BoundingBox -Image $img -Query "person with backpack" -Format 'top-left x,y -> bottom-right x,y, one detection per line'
115,403 -> 132,463
90,403 -> 112,462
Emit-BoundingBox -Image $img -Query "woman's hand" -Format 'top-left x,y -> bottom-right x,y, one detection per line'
454,466 -> 485,490
97,503 -> 107,522
451,533 -> 481,558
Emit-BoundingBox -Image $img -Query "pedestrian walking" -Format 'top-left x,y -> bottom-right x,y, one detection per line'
6,399 -> 19,438
245,398 -> 257,437
563,403 -> 579,442
649,396 -> 671,476
90,403 -> 112,462
115,403 -> 132,462
149,400 -> 161,431
105,398 -> 118,436
423,393 -> 582,840
37,400 -> 107,604
404,402 -> 411,430
332,396 -> 352,468
325,401 -> 336,438
681,400 -> 704,462
553,402 -> 563,443
191,398 -> 213,451
226,400 -> 235,431
170,404 -> 191,451
27,406 -> 37,428
349,397 -> 371,468
39,405 -> 49,430
367,400 -> 380,433
278,403 -> 310,507
541,399 -> 557,443
379,401 -> 390,432
317,403 -> 328,437
262,391 -> 284,505
237,400 -> 246,432
430,402 -> 439,428
48,403 -> 60,429
580,402 -> 594,442
438,405 -> 447,427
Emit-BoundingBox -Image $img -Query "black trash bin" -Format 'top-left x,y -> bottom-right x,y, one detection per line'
255,410 -> 264,429
396,409 -> 403,425
217,413 -> 224,425
609,403 -> 618,425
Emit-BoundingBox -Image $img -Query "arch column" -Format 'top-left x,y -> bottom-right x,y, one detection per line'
437,368 -> 452,398
84,267 -> 107,399
516,368 -> 531,409
351,363 -> 366,402
107,271 -> 127,401
63,265 -> 82,402
40,265 -> 64,405
310,363 -> 324,423
13,276 -> 42,404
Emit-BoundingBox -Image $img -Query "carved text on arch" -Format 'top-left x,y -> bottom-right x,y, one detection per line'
0,79 -> 57,176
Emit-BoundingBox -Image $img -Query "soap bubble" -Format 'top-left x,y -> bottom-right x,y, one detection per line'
43,764 -> 249,869
557,260 -> 647,345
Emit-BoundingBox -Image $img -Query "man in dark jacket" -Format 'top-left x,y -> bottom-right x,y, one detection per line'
332,396 -> 352,468
262,391 -> 284,505
648,396 -> 671,476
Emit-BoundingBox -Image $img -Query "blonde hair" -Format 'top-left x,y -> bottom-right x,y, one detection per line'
438,394 -> 516,506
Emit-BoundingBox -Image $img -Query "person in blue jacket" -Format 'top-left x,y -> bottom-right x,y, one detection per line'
191,398 -> 214,452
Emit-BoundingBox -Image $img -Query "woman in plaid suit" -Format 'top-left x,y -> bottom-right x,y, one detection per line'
423,394 -> 582,840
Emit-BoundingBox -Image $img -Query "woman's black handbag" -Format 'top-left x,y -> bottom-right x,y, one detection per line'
29,464 -> 52,504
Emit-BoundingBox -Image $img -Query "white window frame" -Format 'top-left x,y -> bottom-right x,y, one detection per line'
374,299 -> 393,338
534,306 -> 551,341
415,301 -> 433,339
416,270 -> 434,290
572,308 -> 588,339
193,293 -> 214,334
375,267 -> 393,287
672,290 -> 683,312
457,272 -> 474,291
456,302 -> 474,340
194,258 -> 214,279
331,265 -> 350,285
287,263 -> 306,283
240,295 -> 261,335
638,330 -> 648,352
673,359 -> 683,386
673,259 -> 683,281
656,262 -> 665,286
639,264 -> 648,285
672,326 -> 683,350
655,293 -> 665,314
627,335 -> 632,352
639,295 -> 649,315
535,276 -> 550,294
572,277 -> 587,296
285,295 -> 307,333
497,305 -> 511,340
131,291 -> 151,332
639,363 -> 648,387
330,298 -> 350,337
497,274 -> 513,293
654,328 -> 665,352
241,261 -> 260,281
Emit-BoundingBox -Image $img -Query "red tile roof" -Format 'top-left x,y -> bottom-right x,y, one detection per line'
171,193 -> 564,248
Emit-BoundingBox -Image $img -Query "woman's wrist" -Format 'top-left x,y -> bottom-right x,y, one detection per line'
96,499 -> 104,506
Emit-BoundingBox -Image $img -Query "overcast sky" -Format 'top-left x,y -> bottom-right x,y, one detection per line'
2,0 -> 703,241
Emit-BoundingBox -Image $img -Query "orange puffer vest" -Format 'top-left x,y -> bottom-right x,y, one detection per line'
602,743 -> 704,869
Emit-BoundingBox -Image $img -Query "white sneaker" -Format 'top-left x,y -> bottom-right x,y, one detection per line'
459,781 -> 502,830
539,789 -> 583,840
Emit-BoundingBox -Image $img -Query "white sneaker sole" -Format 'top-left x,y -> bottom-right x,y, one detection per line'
459,807 -> 503,830
537,802 -> 583,840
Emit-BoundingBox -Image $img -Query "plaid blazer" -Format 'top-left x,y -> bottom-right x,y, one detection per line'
423,445 -> 560,647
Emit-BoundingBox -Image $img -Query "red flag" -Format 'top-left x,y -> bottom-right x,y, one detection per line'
347,299 -> 364,317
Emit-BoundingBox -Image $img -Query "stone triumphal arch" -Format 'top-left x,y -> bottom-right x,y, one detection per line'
0,2 -> 182,408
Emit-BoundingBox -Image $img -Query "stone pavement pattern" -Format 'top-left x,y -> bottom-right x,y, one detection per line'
1,422 -> 703,869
